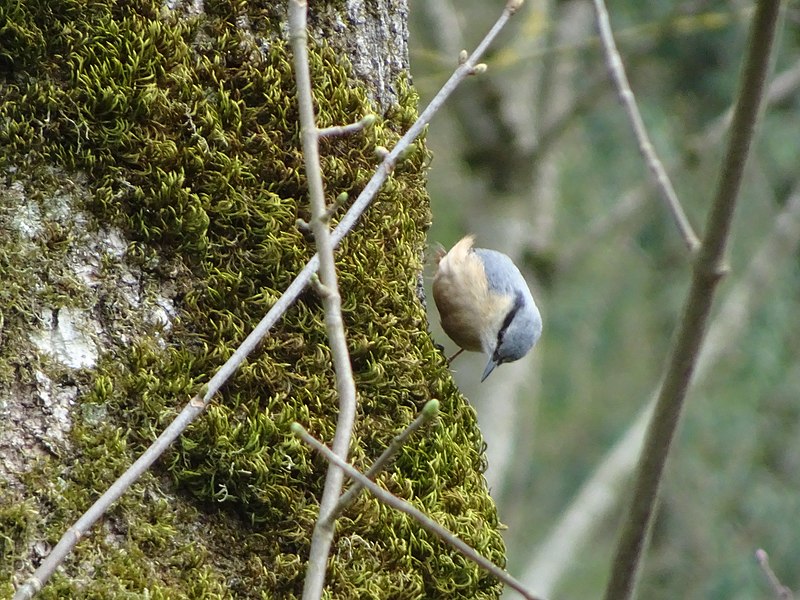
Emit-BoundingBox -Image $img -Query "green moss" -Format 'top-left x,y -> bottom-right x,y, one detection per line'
0,1 -> 504,598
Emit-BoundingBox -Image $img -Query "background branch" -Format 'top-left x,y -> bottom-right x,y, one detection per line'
558,57 -> 800,274
757,549 -> 794,600
592,0 -> 700,252
523,186 -> 800,597
411,1 -> 800,597
602,2 -> 783,599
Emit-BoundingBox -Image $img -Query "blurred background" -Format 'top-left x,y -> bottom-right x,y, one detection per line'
409,1 -> 800,598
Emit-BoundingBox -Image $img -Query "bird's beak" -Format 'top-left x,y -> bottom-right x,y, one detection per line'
481,357 -> 498,382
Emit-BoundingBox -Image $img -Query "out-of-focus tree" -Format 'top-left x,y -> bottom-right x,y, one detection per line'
412,1 -> 800,598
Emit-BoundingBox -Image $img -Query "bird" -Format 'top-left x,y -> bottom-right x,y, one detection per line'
432,235 -> 542,382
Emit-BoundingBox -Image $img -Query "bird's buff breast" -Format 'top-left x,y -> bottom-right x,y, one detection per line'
433,245 -> 512,353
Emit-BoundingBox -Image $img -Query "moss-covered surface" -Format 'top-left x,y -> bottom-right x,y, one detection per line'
0,1 -> 505,598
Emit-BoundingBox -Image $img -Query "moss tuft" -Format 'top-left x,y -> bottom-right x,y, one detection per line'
0,1 -> 504,598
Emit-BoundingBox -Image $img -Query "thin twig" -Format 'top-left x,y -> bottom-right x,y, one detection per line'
12,3 -> 527,598
524,187 -> 800,597
329,399 -> 440,521
11,388 -> 211,600
318,114 -> 376,138
601,2 -> 783,600
756,549 -> 794,600
592,0 -> 700,253
288,1 -> 361,598
446,347 -> 465,364
558,59 -> 800,274
292,424 -> 545,600
322,192 -> 349,222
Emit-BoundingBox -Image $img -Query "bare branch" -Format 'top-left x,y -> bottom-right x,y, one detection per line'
559,58 -> 800,274
591,0 -> 700,253
329,399 -> 440,521
524,187 -> 800,597
322,192 -> 349,222
756,549 -> 794,600
292,423 -> 545,600
602,2 -> 783,599
288,1 -> 361,596
318,114 -> 376,138
11,390 -> 210,600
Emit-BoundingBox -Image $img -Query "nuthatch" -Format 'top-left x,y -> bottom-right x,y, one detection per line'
433,235 -> 542,382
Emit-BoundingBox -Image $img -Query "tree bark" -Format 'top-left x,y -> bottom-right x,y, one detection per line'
0,1 -> 504,598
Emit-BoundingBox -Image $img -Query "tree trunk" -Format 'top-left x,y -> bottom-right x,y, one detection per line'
0,1 -> 504,598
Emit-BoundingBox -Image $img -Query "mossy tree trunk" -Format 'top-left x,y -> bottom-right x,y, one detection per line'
0,1 -> 504,598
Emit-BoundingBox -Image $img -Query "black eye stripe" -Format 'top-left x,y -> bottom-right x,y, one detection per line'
495,291 -> 525,354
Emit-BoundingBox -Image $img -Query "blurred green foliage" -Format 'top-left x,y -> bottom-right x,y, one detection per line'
412,1 -> 800,598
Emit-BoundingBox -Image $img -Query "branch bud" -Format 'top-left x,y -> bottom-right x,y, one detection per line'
469,63 -> 488,76
507,0 -> 524,14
